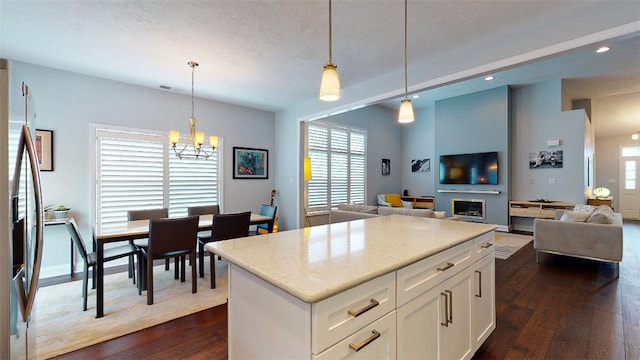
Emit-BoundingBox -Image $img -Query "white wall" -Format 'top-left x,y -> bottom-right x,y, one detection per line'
595,134 -> 637,206
9,61 -> 275,277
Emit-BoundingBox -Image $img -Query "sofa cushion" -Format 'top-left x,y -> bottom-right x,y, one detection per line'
559,210 -> 590,222
434,211 -> 446,219
378,207 -> 435,218
385,194 -> 403,207
337,204 -> 379,214
586,205 -> 614,224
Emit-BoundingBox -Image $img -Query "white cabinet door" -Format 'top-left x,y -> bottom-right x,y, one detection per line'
440,267 -> 474,360
397,266 -> 474,360
472,255 -> 496,350
397,283 -> 442,359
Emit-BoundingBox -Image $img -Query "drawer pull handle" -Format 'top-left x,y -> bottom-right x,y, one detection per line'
446,289 -> 453,324
440,292 -> 449,327
481,243 -> 493,249
475,270 -> 482,297
437,262 -> 455,272
348,299 -> 379,317
349,330 -> 381,352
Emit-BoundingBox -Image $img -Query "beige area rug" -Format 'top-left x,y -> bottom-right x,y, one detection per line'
494,233 -> 533,260
31,258 -> 228,359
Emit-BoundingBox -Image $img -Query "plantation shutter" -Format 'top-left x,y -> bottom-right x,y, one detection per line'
306,122 -> 366,212
168,150 -> 219,217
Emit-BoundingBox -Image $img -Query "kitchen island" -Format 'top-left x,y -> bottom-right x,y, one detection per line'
206,214 -> 496,359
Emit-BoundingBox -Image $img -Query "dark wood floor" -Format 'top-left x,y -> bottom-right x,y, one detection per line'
55,221 -> 640,360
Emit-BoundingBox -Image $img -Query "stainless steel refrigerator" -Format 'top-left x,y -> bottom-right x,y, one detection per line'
2,60 -> 44,359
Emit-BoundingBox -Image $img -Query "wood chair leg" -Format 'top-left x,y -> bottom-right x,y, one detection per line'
191,251 -> 197,294
83,264 -> 89,311
165,258 -> 170,271
147,256 -> 154,305
174,257 -> 179,280
137,253 -> 142,296
180,255 -> 186,282
210,253 -> 216,289
198,242 -> 205,278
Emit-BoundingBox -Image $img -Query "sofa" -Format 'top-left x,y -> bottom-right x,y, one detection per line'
330,204 -> 454,224
533,204 -> 623,277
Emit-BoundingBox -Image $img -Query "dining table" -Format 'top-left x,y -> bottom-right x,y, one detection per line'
92,213 -> 272,318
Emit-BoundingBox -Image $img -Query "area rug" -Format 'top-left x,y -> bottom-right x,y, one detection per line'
30,258 -> 228,360
494,233 -> 533,260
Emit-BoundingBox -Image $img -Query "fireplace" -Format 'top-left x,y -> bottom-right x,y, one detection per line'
451,198 -> 486,220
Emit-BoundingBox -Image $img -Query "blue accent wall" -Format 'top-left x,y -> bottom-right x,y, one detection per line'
435,86 -> 510,226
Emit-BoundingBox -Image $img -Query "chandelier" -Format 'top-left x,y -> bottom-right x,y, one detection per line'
169,61 -> 218,160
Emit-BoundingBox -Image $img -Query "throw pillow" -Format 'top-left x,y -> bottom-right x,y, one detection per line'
337,204 -> 379,214
559,210 -> 590,222
385,194 -> 403,207
378,207 -> 434,217
434,211 -> 446,219
586,205 -> 614,224
574,204 -> 596,213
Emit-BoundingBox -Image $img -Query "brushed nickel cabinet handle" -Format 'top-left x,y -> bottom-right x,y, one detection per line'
440,292 -> 449,327
475,270 -> 482,297
481,243 -> 493,249
437,262 -> 455,272
446,289 -> 453,324
348,298 -> 380,317
349,330 -> 381,352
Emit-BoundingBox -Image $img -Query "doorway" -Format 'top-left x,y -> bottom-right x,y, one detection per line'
619,145 -> 640,219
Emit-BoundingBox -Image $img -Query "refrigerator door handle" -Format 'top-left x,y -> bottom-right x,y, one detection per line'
10,125 -> 44,321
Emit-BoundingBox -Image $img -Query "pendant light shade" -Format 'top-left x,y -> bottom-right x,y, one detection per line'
304,156 -> 313,181
319,0 -> 340,101
319,64 -> 340,101
398,98 -> 415,124
398,0 -> 415,124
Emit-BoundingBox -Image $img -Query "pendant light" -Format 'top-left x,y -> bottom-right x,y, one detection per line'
319,0 -> 340,101
169,61 -> 218,160
398,0 -> 415,123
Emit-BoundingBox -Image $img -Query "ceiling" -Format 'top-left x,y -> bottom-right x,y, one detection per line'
1,1 -> 639,138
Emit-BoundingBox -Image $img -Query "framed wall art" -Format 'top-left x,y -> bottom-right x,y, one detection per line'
382,158 -> 390,176
35,129 -> 53,171
233,146 -> 268,179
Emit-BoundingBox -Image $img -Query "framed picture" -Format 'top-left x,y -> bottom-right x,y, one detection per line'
411,158 -> 430,173
233,147 -> 268,179
529,150 -> 563,169
35,129 -> 53,171
382,158 -> 390,176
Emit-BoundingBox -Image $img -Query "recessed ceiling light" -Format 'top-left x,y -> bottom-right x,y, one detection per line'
412,95 -> 420,99
484,76 -> 494,81
596,46 -> 610,54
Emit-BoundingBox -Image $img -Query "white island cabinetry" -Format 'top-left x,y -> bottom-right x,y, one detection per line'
207,215 -> 496,359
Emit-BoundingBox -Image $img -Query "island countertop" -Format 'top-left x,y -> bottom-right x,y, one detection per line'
205,215 -> 496,303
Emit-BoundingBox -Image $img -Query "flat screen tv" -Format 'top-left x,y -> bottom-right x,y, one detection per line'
439,151 -> 498,185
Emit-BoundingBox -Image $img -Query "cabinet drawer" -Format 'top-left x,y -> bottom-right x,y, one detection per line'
312,272 -> 396,354
314,311 -> 396,360
397,240 -> 474,307
474,231 -> 495,260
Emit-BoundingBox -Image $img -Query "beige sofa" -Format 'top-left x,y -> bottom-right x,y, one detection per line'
329,204 -> 453,224
533,205 -> 623,277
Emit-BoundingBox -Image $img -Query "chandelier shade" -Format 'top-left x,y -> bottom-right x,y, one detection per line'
170,61 -> 217,160
319,0 -> 340,101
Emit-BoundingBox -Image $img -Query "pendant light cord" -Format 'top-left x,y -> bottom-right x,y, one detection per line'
328,0 -> 333,64
404,0 -> 408,99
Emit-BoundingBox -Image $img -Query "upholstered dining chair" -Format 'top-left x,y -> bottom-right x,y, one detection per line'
187,205 -> 220,278
127,208 -> 170,287
65,218 -> 141,311
249,204 -> 277,235
143,215 -> 199,305
209,211 -> 251,289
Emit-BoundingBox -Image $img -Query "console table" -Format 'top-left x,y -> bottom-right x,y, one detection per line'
400,195 -> 435,209
509,201 -> 575,219
587,197 -> 613,210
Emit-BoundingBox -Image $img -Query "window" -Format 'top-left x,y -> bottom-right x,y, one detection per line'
306,122 -> 366,212
94,127 -> 220,228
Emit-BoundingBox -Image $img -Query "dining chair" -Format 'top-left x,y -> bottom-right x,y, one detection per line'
143,215 -> 199,305
127,208 -> 171,287
65,218 -> 141,311
187,205 -> 221,278
249,204 -> 277,235
209,211 -> 251,289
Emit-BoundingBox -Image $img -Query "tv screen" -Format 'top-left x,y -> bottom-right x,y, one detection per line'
439,151 -> 498,185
